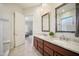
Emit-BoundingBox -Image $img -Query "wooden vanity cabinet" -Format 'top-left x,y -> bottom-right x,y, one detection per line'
44,41 -> 79,56
34,37 -> 44,55
34,36 -> 79,56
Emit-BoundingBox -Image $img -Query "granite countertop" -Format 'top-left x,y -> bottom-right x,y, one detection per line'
34,34 -> 79,54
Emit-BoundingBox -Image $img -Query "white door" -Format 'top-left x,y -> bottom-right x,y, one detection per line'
3,20 -> 10,56
0,19 -> 9,56
14,12 -> 25,47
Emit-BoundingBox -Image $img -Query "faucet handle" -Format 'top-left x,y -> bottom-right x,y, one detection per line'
59,36 -> 62,40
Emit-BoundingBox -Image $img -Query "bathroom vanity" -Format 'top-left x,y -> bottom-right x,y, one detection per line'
34,35 -> 79,56
33,3 -> 79,56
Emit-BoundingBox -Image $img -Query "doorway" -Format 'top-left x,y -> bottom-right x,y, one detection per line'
25,15 -> 33,45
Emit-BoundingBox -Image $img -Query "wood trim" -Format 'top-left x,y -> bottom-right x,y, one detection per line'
55,3 -> 75,33
75,4 -> 79,37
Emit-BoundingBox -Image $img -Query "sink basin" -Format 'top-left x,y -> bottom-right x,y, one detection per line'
52,39 -> 79,47
35,34 -> 79,54
37,33 -> 48,36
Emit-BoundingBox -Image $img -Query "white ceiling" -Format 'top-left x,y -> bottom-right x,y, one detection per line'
18,3 -> 41,9
2,3 -> 41,9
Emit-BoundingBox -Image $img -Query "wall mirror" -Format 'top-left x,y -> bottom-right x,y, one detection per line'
55,3 -> 76,33
42,13 -> 50,32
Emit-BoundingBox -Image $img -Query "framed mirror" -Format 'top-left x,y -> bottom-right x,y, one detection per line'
55,3 -> 76,33
42,13 -> 50,32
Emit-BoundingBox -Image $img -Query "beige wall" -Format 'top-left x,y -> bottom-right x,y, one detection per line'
23,7 -> 36,16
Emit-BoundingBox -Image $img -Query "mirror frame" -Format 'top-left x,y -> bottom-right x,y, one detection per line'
42,13 -> 50,32
55,3 -> 75,33
75,4 -> 79,37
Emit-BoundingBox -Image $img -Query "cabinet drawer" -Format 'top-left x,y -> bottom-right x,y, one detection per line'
44,46 -> 53,56
37,39 -> 43,43
44,41 -> 53,49
34,36 -> 36,39
34,37 -> 43,43
38,42 -> 43,49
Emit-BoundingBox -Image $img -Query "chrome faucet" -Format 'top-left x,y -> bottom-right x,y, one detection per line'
62,35 -> 65,40
60,35 -> 65,40
60,35 -> 69,41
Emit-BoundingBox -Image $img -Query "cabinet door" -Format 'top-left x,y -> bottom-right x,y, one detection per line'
37,39 -> 44,55
34,37 -> 38,49
38,39 -> 43,49
38,46 -> 43,55
44,46 -> 53,56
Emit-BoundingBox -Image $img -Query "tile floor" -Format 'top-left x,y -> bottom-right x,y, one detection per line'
9,36 -> 42,56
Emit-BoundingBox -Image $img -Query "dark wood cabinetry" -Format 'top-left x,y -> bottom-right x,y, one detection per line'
44,41 -> 62,56
34,36 -> 79,56
44,45 -> 53,56
34,37 -> 44,55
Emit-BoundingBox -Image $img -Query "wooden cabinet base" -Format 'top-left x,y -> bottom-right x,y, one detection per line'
34,36 -> 79,56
